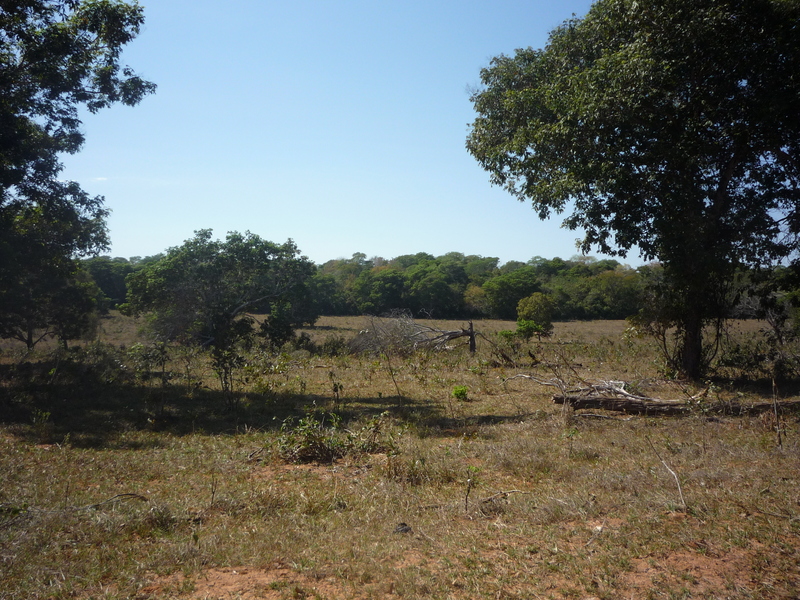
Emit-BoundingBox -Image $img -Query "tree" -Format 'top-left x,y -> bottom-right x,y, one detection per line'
482,266 -> 540,319
516,292 -> 554,340
317,253 -> 373,314
1,0 -> 155,344
122,230 -> 315,398
82,256 -> 136,310
48,268 -> 102,349
306,271 -> 350,316
351,268 -> 408,315
463,283 -> 491,317
467,0 -> 800,377
0,259 -> 101,350
405,260 -> 465,318
517,292 -> 554,326
389,252 -> 435,270
463,255 -> 499,286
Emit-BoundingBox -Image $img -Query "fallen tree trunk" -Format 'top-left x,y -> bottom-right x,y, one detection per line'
553,395 -> 800,416
553,395 -> 691,415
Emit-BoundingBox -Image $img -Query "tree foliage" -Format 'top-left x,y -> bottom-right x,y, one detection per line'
467,0 -> 800,377
82,256 -> 136,310
123,230 -> 316,346
310,251 -> 642,321
0,0 -> 155,345
516,292 -> 555,340
482,266 -> 540,319
122,230 -> 316,398
517,292 -> 554,326
0,261 -> 100,349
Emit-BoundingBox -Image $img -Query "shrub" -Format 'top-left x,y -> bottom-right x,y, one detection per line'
497,330 -> 516,342
289,332 -> 316,353
517,293 -> 555,340
452,385 -> 469,401
279,408 -> 347,463
516,319 -> 553,341
317,335 -> 350,357
278,408 -> 395,463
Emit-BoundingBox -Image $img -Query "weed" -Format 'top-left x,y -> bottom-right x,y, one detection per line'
350,411 -> 397,455
30,408 -> 54,443
278,408 -> 347,463
141,504 -> 178,536
277,408 -> 395,463
452,385 -> 469,401
328,370 -> 344,405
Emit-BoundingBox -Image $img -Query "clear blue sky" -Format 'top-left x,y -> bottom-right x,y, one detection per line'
61,0 -> 638,267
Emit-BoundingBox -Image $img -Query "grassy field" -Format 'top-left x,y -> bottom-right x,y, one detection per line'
1,314 -> 798,599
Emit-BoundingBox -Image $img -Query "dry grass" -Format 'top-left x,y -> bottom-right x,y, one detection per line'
1,315 -> 799,599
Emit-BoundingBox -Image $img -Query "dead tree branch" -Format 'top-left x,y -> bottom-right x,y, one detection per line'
550,378 -> 800,416
647,436 -> 687,511
553,394 -> 800,416
349,313 -> 476,355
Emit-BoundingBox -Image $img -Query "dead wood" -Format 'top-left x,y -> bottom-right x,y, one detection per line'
480,490 -> 531,503
349,313 -> 476,355
573,413 -> 636,421
553,395 -> 693,415
553,394 -> 800,416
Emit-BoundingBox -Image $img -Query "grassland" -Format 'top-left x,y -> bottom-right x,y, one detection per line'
1,315 -> 798,599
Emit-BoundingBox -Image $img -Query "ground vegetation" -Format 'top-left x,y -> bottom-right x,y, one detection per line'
1,315 -> 799,599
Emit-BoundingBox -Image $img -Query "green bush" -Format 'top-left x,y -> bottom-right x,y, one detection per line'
516,293 -> 555,341
317,334 -> 350,357
497,330 -> 516,342
451,385 -> 469,401
516,319 -> 553,341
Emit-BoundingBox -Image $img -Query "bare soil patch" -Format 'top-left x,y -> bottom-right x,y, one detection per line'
139,563 -> 367,600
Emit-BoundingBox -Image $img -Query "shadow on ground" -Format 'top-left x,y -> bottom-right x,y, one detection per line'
3,353 -> 797,449
0,360 -> 451,448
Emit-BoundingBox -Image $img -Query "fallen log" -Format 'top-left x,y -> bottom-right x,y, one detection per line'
553,395 -> 692,415
553,395 -> 800,416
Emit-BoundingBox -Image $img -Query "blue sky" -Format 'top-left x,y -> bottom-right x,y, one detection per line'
60,0 -> 636,267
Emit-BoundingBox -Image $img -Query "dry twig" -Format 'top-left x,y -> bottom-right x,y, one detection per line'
480,490 -> 531,503
646,436 -> 686,511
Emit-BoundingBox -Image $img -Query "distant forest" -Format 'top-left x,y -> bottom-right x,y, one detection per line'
83,252 -> 646,323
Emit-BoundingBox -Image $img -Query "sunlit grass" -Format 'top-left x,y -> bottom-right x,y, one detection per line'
1,315 -> 798,599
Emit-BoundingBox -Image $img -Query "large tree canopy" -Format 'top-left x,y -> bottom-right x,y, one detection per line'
1,0 -> 155,187
122,230 -> 316,348
0,0 -> 155,345
122,230 -> 316,397
467,0 -> 800,377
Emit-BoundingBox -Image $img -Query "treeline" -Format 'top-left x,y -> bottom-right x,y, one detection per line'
9,232 -> 800,385
83,251 -> 644,322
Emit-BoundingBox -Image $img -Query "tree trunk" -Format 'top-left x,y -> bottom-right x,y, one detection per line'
25,321 -> 35,350
681,311 -> 704,379
468,321 -> 476,353
553,395 -> 692,415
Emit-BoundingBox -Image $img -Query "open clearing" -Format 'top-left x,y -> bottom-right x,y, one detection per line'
1,316 -> 798,599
